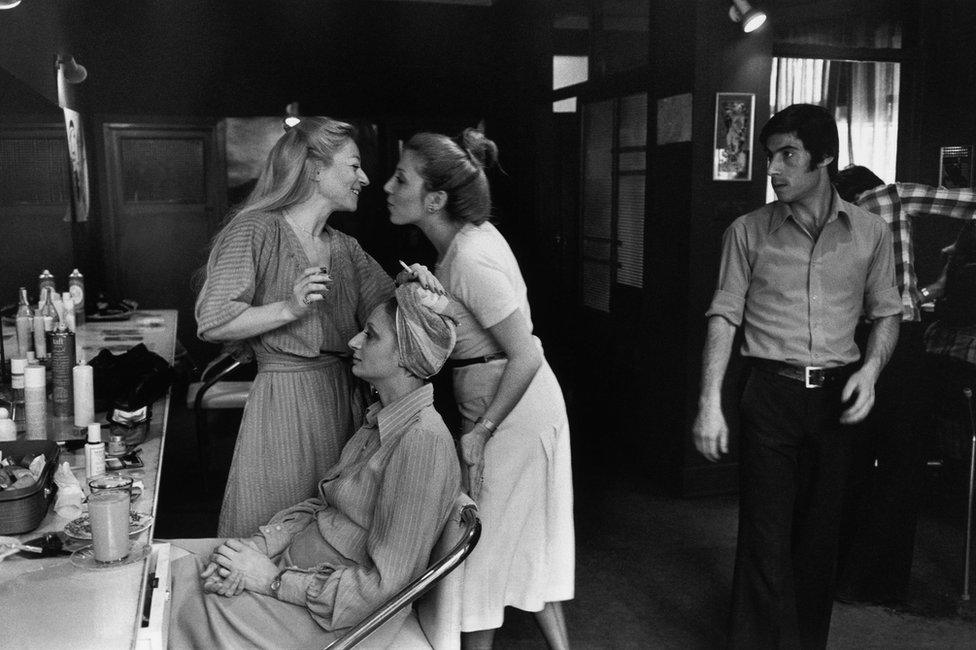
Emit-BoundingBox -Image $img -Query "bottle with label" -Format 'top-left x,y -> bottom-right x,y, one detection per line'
49,323 -> 76,417
68,269 -> 85,326
85,422 -> 106,479
38,269 -> 56,303
15,287 -> 34,358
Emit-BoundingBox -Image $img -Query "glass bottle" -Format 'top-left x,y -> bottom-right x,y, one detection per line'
15,287 -> 33,357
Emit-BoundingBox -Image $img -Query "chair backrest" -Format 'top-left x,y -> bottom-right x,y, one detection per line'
416,492 -> 477,649
325,492 -> 480,650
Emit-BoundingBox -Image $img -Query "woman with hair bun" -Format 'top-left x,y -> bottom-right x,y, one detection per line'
386,128 -> 574,649
196,116 -> 394,537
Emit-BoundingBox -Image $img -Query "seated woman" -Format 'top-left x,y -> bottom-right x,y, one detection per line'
167,283 -> 461,649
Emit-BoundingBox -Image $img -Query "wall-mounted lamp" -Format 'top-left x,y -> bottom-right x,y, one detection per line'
284,102 -> 301,129
0,0 -> 23,10
56,55 -> 88,84
729,0 -> 767,33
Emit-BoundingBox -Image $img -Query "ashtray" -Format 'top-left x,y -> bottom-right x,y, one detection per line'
70,542 -> 150,570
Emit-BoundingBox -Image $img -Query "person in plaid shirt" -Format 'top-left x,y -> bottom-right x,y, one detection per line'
833,166 -> 976,605
835,165 -> 976,322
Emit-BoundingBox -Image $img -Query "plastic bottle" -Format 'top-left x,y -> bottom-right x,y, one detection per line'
73,360 -> 94,428
84,422 -> 106,479
15,287 -> 33,357
24,364 -> 46,439
68,269 -> 85,326
0,407 -> 16,441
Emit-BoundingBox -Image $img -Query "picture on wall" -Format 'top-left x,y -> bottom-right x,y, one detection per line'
713,92 -> 755,181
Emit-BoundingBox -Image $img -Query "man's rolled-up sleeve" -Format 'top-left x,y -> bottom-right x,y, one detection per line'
704,222 -> 750,326
863,224 -> 903,319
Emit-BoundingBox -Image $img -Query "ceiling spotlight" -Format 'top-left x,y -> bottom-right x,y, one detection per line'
0,0 -> 22,10
57,55 -> 88,84
729,0 -> 767,34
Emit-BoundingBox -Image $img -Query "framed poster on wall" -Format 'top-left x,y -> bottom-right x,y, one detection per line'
713,92 -> 755,181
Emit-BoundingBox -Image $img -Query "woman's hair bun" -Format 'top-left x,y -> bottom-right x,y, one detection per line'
458,128 -> 498,170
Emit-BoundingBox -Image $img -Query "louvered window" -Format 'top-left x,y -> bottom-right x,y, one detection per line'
580,92 -> 647,311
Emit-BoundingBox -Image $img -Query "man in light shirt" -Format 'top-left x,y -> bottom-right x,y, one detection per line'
693,105 -> 901,648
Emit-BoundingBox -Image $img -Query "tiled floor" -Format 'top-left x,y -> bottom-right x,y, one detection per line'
155,384 -> 976,648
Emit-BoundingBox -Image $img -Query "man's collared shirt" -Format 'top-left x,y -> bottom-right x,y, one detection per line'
707,192 -> 902,367
855,182 -> 976,322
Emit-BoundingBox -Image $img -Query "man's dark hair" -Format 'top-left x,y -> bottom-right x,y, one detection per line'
833,165 -> 885,202
759,103 -> 839,179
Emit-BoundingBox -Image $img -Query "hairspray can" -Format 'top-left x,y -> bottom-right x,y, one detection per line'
50,324 -> 76,417
68,269 -> 85,326
38,269 -> 56,302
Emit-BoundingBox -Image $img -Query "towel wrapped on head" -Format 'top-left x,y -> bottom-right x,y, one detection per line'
394,284 -> 457,379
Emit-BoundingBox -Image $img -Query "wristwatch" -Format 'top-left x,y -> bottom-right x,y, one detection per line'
269,569 -> 286,599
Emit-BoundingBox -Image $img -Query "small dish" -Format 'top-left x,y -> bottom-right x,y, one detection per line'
64,511 -> 153,540
70,542 -> 150,570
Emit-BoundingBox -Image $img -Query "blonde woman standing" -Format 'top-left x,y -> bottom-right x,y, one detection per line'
196,117 -> 393,537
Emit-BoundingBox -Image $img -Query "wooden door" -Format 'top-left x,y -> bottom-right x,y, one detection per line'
102,124 -> 225,357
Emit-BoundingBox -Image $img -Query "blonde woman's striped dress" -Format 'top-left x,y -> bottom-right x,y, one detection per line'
196,211 -> 393,537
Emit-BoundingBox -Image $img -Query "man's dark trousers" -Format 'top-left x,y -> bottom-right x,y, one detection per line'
729,367 -> 854,650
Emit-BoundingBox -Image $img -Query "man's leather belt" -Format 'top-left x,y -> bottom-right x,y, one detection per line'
750,359 -> 853,388
445,352 -> 507,369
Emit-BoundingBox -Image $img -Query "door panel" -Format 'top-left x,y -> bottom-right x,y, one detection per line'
103,125 -> 224,357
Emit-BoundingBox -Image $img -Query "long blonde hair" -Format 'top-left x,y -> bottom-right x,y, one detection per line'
199,117 -> 356,287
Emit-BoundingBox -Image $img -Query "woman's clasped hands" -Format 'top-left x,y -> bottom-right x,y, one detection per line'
200,538 -> 279,598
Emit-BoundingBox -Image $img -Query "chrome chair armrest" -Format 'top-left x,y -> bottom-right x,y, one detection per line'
193,356 -> 244,412
325,504 -> 481,650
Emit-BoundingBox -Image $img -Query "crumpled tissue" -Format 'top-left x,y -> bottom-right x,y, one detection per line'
53,462 -> 84,520
28,453 -> 46,481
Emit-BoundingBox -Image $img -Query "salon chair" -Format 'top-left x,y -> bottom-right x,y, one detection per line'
326,494 -> 481,650
185,348 -> 253,490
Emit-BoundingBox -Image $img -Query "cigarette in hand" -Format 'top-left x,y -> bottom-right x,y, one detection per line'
399,260 -> 416,276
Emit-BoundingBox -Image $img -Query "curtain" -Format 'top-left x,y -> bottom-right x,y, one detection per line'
770,57 -> 900,185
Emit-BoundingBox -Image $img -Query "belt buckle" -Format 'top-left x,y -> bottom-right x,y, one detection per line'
804,366 -> 825,388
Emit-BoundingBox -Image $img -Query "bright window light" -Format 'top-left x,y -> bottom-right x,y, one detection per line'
554,56 -> 588,91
